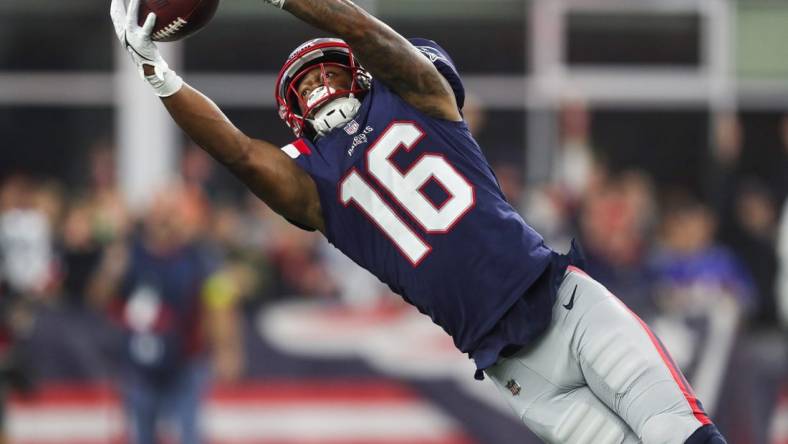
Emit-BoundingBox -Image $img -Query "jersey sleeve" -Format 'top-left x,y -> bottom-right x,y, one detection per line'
408,37 -> 465,110
280,139 -> 313,160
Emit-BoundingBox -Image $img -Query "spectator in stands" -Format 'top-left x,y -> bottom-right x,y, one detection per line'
74,145 -> 131,247
524,95 -> 605,251
0,175 -> 56,300
23,147 -> 128,382
578,170 -> 656,316
704,112 -> 742,218
0,176 -> 51,444
265,215 -> 338,300
650,191 -> 754,315
706,113 -> 782,328
554,96 -> 596,204
93,185 -> 243,444
59,201 -> 104,308
648,192 -> 754,394
205,197 -> 281,314
729,181 -> 780,327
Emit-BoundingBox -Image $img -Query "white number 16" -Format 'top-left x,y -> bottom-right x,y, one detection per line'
340,122 -> 475,265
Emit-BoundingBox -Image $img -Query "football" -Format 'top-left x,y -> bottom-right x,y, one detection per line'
138,0 -> 220,42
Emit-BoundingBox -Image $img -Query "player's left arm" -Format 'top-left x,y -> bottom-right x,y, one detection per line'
268,0 -> 462,122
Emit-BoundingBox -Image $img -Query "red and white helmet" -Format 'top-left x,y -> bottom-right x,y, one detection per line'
275,38 -> 371,138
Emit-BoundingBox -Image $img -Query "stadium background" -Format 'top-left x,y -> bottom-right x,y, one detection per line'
0,0 -> 787,443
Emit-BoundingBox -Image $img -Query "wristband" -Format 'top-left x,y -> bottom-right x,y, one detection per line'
263,0 -> 286,8
145,66 -> 184,98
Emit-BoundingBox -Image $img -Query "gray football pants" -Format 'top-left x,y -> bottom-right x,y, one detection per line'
486,267 -> 712,444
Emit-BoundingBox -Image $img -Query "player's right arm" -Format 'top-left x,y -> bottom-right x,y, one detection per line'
161,84 -> 324,232
110,0 -> 324,232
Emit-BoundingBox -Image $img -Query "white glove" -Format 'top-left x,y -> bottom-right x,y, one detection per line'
261,0 -> 287,9
110,0 -> 183,97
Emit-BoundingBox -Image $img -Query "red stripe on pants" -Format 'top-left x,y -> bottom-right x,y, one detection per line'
569,266 -> 711,426
624,305 -> 712,426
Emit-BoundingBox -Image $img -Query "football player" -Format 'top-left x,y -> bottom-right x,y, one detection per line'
110,0 -> 727,442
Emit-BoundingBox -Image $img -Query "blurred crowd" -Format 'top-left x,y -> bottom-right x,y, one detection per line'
514,102 -> 788,443
0,100 -> 786,443
0,143 -> 356,443
517,103 -> 788,331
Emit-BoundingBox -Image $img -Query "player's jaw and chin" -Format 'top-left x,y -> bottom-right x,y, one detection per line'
289,63 -> 365,137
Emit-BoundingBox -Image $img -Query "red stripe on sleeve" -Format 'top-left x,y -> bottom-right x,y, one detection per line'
294,139 -> 312,155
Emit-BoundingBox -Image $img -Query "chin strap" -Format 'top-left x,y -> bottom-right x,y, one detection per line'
309,96 -> 362,137
304,86 -> 362,137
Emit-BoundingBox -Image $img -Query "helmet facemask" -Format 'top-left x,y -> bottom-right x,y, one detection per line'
290,62 -> 364,137
276,39 -> 371,139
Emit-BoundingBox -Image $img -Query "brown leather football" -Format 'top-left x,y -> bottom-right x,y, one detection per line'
138,0 -> 220,42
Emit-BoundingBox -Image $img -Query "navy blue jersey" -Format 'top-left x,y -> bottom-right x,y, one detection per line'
282,55 -> 553,367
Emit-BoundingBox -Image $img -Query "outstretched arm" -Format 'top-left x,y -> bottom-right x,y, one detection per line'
271,0 -> 462,122
160,83 -> 324,232
111,0 -> 324,232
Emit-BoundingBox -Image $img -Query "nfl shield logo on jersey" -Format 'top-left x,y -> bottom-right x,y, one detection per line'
505,379 -> 521,396
344,119 -> 360,135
